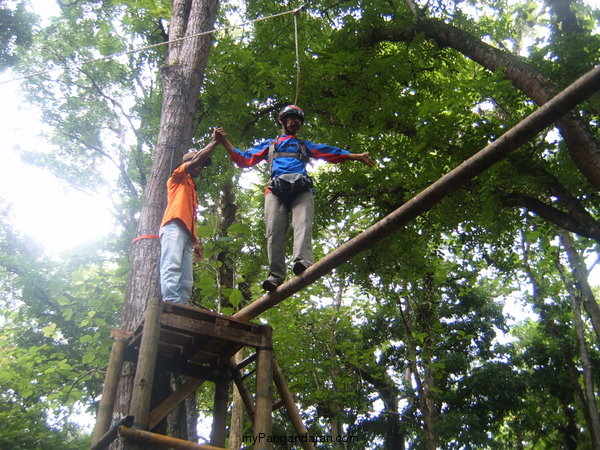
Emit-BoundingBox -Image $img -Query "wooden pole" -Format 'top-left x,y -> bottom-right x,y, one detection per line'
91,329 -> 130,445
127,296 -> 163,448
233,63 -> 600,323
228,358 -> 257,420
119,426 -> 225,450
254,325 -> 274,450
147,377 -> 206,430
272,360 -> 315,450
210,379 -> 229,448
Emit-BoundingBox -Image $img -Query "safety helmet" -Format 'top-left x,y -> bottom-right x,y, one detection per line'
277,105 -> 304,124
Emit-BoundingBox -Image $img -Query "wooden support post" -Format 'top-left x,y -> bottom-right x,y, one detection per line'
253,325 -> 274,450
91,329 -> 130,446
232,63 -> 600,323
210,378 -> 229,448
126,296 -> 163,449
273,360 -> 315,450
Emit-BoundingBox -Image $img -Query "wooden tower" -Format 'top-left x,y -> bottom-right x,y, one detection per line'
90,297 -> 314,450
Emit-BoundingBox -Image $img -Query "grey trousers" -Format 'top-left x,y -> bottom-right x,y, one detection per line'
264,190 -> 314,283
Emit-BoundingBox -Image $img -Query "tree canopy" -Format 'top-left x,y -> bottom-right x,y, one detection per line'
2,0 -> 600,448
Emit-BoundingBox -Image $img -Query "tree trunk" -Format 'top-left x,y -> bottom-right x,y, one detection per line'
522,236 -> 591,447
558,231 -> 600,342
558,231 -> 600,447
217,182 -> 243,446
113,0 -> 219,446
400,284 -> 436,450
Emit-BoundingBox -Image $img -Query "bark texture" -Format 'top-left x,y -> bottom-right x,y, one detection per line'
114,1 -> 219,447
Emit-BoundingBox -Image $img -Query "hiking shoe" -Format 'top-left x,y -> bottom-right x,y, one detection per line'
293,261 -> 310,276
262,279 -> 281,292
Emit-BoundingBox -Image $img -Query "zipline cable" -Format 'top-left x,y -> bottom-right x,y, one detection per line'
196,17 -> 295,126
0,4 -> 309,86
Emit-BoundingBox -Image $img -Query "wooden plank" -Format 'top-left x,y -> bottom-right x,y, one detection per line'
161,314 -> 262,347
210,379 -> 229,447
154,354 -> 221,381
163,301 -> 259,332
119,426 -> 226,450
273,360 -> 315,450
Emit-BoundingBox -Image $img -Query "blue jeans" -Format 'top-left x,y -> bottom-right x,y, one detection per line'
159,221 -> 193,304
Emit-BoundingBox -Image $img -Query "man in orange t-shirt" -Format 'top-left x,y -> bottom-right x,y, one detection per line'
159,131 -> 220,304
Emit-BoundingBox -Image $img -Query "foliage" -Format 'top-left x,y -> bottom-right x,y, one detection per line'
2,0 -> 600,447
0,0 -> 35,71
0,200 -> 124,448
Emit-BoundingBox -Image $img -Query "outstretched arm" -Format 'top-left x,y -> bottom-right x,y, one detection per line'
347,152 -> 375,167
186,133 -> 219,172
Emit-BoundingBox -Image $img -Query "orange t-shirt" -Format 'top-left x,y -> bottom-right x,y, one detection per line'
160,164 -> 198,241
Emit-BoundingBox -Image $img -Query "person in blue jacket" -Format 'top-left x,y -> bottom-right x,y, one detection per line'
216,105 -> 374,291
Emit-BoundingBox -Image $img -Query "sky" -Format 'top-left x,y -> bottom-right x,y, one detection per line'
0,85 -> 115,255
0,0 -> 114,255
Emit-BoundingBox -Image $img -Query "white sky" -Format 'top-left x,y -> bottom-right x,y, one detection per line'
0,88 -> 115,254
0,1 -> 113,255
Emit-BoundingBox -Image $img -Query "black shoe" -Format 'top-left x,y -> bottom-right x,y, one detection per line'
262,279 -> 281,292
293,261 -> 310,276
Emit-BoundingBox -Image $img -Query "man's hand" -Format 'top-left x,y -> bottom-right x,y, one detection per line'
349,152 -> 375,167
214,127 -> 227,143
193,242 -> 203,262
213,126 -> 235,153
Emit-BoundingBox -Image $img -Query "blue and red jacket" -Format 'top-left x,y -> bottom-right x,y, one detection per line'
229,135 -> 350,179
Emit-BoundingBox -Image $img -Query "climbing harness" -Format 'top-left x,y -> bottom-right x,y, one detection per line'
267,138 -> 313,197
267,139 -> 309,164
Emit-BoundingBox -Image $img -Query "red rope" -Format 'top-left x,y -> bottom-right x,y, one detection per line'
131,234 -> 159,244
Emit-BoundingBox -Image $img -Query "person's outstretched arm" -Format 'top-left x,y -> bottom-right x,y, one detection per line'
346,152 -> 375,167
186,132 -> 219,172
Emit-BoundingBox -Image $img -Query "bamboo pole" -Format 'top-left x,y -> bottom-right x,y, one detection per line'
233,63 -> 600,323
119,426 -> 225,450
128,297 -> 163,433
253,325 -> 274,450
91,329 -> 130,446
272,360 -> 315,450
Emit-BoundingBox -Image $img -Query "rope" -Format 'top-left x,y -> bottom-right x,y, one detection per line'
131,235 -> 159,245
293,10 -> 301,105
0,5 -> 309,86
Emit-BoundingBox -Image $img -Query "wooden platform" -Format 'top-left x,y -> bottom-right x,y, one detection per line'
91,298 -> 313,450
123,301 -> 262,380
